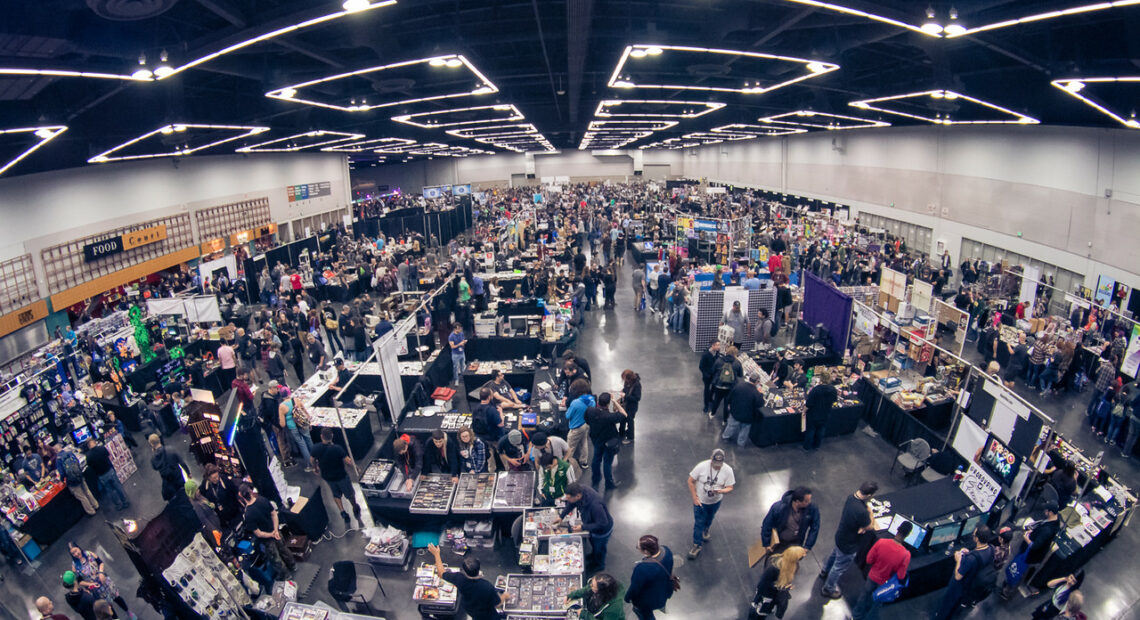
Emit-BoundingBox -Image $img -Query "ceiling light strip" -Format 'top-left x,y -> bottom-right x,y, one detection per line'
237,130 -> 365,152
848,90 -> 1038,125
779,0 -> 935,36
392,104 -> 525,129
89,124 -> 269,163
1050,77 -> 1140,128
757,111 -> 890,130
160,0 -> 397,80
0,68 -> 151,82
0,125 -> 67,175
608,44 -> 839,94
594,99 -> 726,118
947,0 -> 1140,38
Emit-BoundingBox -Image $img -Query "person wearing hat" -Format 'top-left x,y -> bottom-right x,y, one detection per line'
393,435 -> 424,492
497,429 -> 531,471
527,431 -> 570,468
328,358 -> 353,395
686,449 -> 735,558
62,570 -> 98,620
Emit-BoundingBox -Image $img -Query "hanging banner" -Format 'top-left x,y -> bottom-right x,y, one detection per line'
853,302 -> 877,337
1121,323 -> 1140,378
1019,266 -> 1040,306
960,462 -> 1002,511
1095,275 -> 1116,306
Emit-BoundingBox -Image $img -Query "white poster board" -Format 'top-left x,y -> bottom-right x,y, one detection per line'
1019,266 -> 1040,306
911,279 -> 934,314
960,462 -> 1002,511
879,267 -> 907,301
185,296 -> 222,324
951,414 -> 988,462
853,302 -> 877,337
198,254 -> 238,282
1121,323 -> 1140,378
373,328 -> 407,425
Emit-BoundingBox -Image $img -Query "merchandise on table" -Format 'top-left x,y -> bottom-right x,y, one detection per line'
439,412 -> 471,431
452,472 -> 497,513
502,573 -> 581,613
359,458 -> 395,498
540,535 -> 584,574
387,470 -> 419,499
409,473 -> 456,514
280,601 -> 329,620
162,533 -> 251,617
522,507 -> 572,538
464,519 -> 495,549
492,470 -> 536,512
412,562 -> 459,603
304,406 -> 367,428
364,525 -> 410,565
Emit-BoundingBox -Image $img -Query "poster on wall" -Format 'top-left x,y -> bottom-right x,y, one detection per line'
1095,275 -> 1116,306
1121,324 -> 1140,378
961,462 -> 1002,511
910,279 -> 934,314
879,267 -> 907,301
853,302 -> 877,337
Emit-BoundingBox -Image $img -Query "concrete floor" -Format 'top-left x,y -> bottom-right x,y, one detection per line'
4,253 -> 1140,620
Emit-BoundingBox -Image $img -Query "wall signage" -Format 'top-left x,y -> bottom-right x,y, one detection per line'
83,225 -> 167,262
287,181 -> 332,202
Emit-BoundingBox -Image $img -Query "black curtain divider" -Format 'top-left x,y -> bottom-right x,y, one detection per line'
440,213 -> 454,245
245,257 -> 262,302
265,246 -> 290,271
403,214 -> 426,236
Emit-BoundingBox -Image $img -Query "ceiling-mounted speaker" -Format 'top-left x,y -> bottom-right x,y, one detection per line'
86,0 -> 181,20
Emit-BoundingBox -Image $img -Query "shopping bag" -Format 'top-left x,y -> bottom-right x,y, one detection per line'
872,575 -> 908,603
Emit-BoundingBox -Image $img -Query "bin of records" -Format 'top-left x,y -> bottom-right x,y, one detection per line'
522,507 -> 575,538
492,470 -> 535,512
409,474 -> 456,515
387,470 -> 419,499
533,535 -> 584,575
413,562 -> 459,615
501,573 -> 581,615
452,472 -> 497,513
364,526 -> 411,567
359,458 -> 395,498
279,601 -> 329,620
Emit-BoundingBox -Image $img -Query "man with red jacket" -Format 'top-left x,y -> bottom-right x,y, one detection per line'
852,521 -> 913,620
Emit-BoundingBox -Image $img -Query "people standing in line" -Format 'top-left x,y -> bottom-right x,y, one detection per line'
1086,355 -> 1118,418
555,482 -> 615,571
565,379 -> 595,472
803,369 -> 838,451
759,486 -> 820,553
749,546 -> 806,620
56,445 -> 98,515
85,438 -> 129,511
709,346 -> 742,423
699,341 -> 722,416
820,481 -> 879,599
311,428 -> 363,528
625,534 -> 674,620
567,573 -> 626,620
586,392 -> 626,490
931,525 -> 995,620
449,322 -> 468,386
851,520 -> 912,620
686,449 -> 735,558
723,373 -> 763,447
618,370 -> 641,444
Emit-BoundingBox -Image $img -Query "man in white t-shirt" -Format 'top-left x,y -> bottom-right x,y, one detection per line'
686,448 -> 735,558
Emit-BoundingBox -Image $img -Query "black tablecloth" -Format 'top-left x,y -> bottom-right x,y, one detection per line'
283,482 -> 329,540
311,412 -> 374,461
19,489 -> 85,546
856,378 -> 953,448
751,351 -> 840,374
750,402 -> 864,447
466,337 -> 542,361
462,371 -> 535,402
880,477 -> 971,522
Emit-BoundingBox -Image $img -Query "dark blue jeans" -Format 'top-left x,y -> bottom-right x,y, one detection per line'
803,421 -> 826,450
590,441 -> 617,487
693,501 -> 722,545
589,528 -> 612,570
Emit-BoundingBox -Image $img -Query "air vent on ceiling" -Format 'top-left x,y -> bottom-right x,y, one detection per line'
86,0 -> 180,21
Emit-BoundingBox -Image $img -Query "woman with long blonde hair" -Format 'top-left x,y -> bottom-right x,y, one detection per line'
750,545 -> 806,619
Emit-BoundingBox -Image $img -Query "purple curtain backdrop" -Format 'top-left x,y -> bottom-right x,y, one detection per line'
803,272 -> 853,355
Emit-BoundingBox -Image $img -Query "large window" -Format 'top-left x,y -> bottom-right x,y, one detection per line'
0,254 -> 38,314
959,238 -> 1084,314
856,213 -> 933,256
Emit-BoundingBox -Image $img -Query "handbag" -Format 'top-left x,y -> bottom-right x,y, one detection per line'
605,436 -> 622,455
646,556 -> 680,595
872,574 -> 908,603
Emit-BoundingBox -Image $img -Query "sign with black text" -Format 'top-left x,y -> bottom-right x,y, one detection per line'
287,181 -> 332,202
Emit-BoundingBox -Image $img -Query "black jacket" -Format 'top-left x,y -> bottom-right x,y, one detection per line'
423,436 -> 461,477
728,380 -> 763,424
699,350 -> 720,380
760,490 -> 821,549
804,384 -> 838,424
586,406 -> 624,445
560,485 -> 613,536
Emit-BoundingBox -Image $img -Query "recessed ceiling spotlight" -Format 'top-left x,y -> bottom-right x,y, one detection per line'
630,49 -> 648,58
445,58 -> 463,68
343,0 -> 372,13
806,62 -> 830,74
154,50 -> 174,78
132,54 -> 152,80
429,57 -> 448,67
472,85 -> 494,94
943,8 -> 966,36
921,6 -> 943,35
160,125 -> 175,135
646,46 -> 663,56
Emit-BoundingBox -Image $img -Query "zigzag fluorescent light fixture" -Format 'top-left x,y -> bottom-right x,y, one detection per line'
0,125 -> 67,175
709,123 -> 807,137
236,130 -> 364,152
0,68 -> 151,82
594,99 -> 725,119
587,120 -> 678,131
578,131 -> 654,150
1051,77 -> 1140,128
392,104 -> 524,129
157,0 -> 396,80
89,124 -> 269,163
608,44 -> 839,94
779,0 -> 935,35
945,1 -> 1140,38
446,123 -> 538,139
321,137 -> 416,152
684,131 -> 754,142
266,54 -> 497,111
758,111 -> 890,130
848,90 -> 1038,125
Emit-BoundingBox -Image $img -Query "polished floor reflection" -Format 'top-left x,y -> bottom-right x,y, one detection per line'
3,254 -> 1139,619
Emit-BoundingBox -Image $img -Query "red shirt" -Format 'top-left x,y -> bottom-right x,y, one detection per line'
866,538 -> 910,585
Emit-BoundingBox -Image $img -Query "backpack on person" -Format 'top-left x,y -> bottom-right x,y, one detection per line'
715,358 -> 737,389
60,451 -> 83,485
766,317 -> 778,339
966,550 -> 998,604
292,400 -> 311,428
471,404 -> 490,436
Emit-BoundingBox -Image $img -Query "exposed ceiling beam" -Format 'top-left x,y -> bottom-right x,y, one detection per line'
194,0 -> 247,28
566,0 -> 595,125
271,39 -> 346,70
531,0 -> 563,122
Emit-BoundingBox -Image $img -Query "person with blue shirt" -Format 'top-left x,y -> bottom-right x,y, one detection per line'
742,270 -> 761,290
448,322 -> 467,386
626,534 -> 675,620
564,378 -> 595,471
